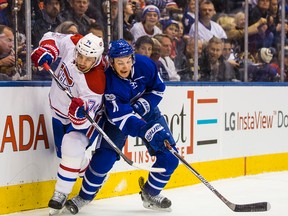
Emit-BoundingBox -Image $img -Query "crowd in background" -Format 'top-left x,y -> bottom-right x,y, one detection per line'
0,0 -> 287,82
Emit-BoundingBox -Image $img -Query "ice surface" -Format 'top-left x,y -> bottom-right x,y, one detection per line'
5,171 -> 288,216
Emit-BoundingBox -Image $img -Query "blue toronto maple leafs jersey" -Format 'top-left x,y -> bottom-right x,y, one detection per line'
104,54 -> 165,137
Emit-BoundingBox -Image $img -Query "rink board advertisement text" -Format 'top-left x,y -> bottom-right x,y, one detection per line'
0,85 -> 288,214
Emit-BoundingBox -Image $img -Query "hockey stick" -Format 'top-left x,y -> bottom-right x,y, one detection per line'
43,63 -> 165,173
164,141 -> 271,212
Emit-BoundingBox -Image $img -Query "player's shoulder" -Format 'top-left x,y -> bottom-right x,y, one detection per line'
104,66 -> 119,88
134,54 -> 156,73
104,66 -> 127,91
70,34 -> 84,45
134,54 -> 154,64
84,61 -> 106,94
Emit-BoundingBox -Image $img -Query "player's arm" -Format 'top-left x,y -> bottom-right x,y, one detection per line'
132,58 -> 166,117
105,89 -> 173,153
106,96 -> 173,153
68,93 -> 103,130
31,32 -> 60,67
69,66 -> 106,129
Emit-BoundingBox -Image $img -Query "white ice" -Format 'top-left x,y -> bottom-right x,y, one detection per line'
4,171 -> 288,216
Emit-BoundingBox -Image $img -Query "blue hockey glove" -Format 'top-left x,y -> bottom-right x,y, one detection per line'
132,98 -> 150,117
140,122 -> 173,152
68,98 -> 88,125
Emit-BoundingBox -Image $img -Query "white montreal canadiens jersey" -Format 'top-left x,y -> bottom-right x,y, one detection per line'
40,32 -> 105,129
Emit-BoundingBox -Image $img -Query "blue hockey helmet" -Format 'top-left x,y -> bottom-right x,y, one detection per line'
108,39 -> 134,59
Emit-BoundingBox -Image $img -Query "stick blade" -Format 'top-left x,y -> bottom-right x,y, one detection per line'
233,202 -> 271,212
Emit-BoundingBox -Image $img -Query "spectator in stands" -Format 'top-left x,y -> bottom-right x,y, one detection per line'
175,20 -> 187,55
0,0 -> 27,77
216,14 -> 236,35
248,0 -> 274,54
123,29 -> 135,45
269,0 -> 288,48
176,37 -> 203,81
154,34 -> 180,81
85,0 -> 105,27
177,20 -> 184,39
129,0 -> 142,24
188,0 -> 227,42
123,0 -> 134,31
0,24 -> 17,80
182,0 -> 195,36
199,36 -> 237,82
269,0 -> 279,25
88,22 -> 104,38
130,5 -> 162,42
61,0 -> 95,35
165,1 -> 183,21
248,47 -> 279,82
225,11 -> 267,53
222,38 -> 245,81
222,39 -> 236,62
55,21 -> 79,34
160,18 -> 179,59
0,25 -> 13,57
248,0 -> 270,26
150,37 -> 161,61
0,32 -> 10,55
32,0 -> 64,47
0,0 -> 26,35
135,35 -> 153,57
150,37 -> 170,81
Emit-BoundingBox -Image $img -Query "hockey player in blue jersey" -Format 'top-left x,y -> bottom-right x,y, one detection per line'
65,39 -> 179,214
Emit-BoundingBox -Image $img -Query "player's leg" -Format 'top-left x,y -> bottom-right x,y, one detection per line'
48,131 -> 89,212
65,120 -> 127,214
52,117 -> 69,158
139,146 -> 179,211
140,109 -> 179,211
65,148 -> 118,214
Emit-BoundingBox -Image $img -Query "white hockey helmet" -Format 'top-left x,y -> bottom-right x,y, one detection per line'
76,33 -> 104,62
75,33 -> 105,73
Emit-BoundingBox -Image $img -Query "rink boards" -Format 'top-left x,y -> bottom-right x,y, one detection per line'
0,82 -> 288,214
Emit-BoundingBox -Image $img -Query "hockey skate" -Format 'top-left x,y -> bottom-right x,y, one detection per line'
138,176 -> 172,212
65,195 -> 91,215
48,191 -> 68,215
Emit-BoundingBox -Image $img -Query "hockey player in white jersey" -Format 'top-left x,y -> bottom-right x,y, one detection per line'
31,32 -> 107,215
64,39 -> 179,214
